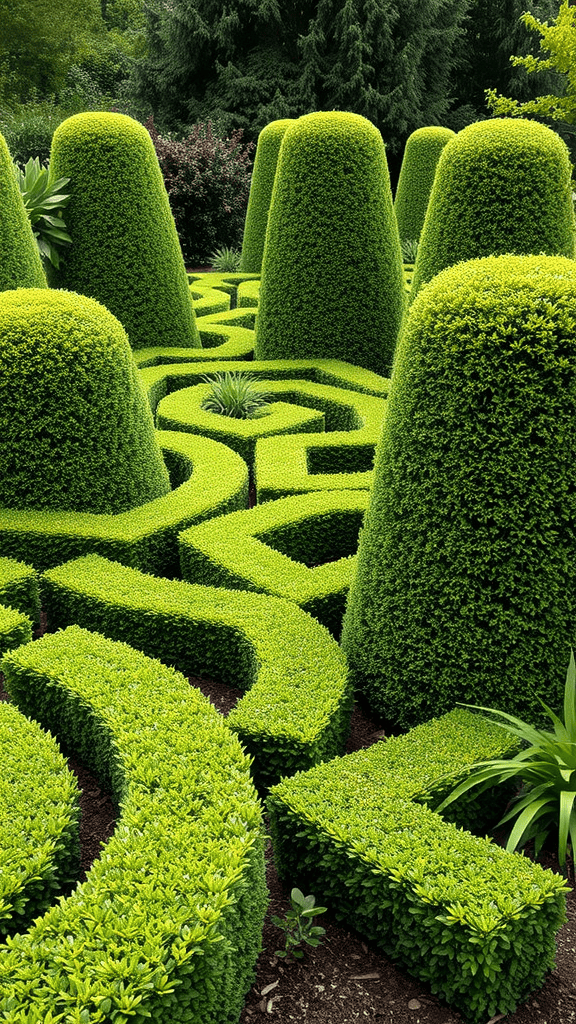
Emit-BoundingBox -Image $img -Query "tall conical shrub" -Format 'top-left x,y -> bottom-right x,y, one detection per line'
0,288 -> 170,514
240,118 -> 295,273
393,126 -> 455,244
254,111 -> 406,375
410,118 -> 576,301
341,254 -> 576,730
49,112 -> 200,351
0,131 -> 46,292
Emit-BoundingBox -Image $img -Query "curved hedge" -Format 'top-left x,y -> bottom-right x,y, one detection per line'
240,119 -> 295,273
0,288 -> 170,515
342,254 -> 576,729
49,112 -> 200,351
393,126 -> 455,243
0,130 -> 46,292
254,111 -> 405,375
0,555 -> 39,623
0,604 -> 32,657
410,118 -> 576,301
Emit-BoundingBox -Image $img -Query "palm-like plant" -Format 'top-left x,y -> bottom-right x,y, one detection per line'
437,651 -> 576,873
200,372 -> 271,419
14,157 -> 72,269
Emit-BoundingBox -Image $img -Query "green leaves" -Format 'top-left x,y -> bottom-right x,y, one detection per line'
209,245 -> 242,272
272,887 -> 327,959
13,156 -> 72,269
200,371 -> 271,419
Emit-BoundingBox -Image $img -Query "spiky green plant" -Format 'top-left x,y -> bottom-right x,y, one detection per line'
209,246 -> 242,272
14,157 -> 71,269
401,238 -> 419,263
201,372 -> 271,419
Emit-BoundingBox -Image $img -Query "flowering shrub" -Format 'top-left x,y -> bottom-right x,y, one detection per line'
146,116 -> 253,266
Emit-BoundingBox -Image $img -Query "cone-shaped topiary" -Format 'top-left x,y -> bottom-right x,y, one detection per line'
49,112 -> 200,351
254,111 -> 406,375
0,288 -> 171,514
410,118 -> 576,302
341,254 -> 576,730
393,126 -> 455,244
0,131 -> 47,292
240,119 -> 295,273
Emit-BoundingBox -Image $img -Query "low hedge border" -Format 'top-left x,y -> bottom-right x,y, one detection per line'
0,555 -> 40,623
179,489 -> 369,636
41,553 -> 353,791
237,279 -> 260,308
134,325 -> 256,367
255,431 -> 376,502
188,272 -> 260,308
0,625 -> 266,1023
267,708 -> 568,1024
0,604 -> 32,657
197,307 -> 256,330
0,700 -> 80,939
0,432 -> 248,575
189,284 -> 231,318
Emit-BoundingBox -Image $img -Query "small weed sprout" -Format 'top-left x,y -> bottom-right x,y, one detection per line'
272,887 -> 327,960
200,371 -> 271,419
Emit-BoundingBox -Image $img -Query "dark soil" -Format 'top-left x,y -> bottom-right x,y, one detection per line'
2,671 -> 575,1023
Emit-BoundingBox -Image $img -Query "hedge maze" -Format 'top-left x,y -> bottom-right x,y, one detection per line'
0,110 -> 574,1022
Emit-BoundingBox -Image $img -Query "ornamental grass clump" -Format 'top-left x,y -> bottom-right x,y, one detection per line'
393,126 -> 455,244
201,371 -> 271,419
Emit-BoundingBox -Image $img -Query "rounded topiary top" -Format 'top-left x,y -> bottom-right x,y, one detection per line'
410,118 -> 576,301
254,111 -> 406,375
240,119 -> 295,273
0,288 -> 171,514
393,126 -> 455,244
341,253 -> 576,730
49,112 -> 200,351
0,131 -> 47,292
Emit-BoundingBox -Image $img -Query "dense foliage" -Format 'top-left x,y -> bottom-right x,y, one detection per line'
393,126 -> 455,243
240,118 -> 294,273
0,132 -> 47,292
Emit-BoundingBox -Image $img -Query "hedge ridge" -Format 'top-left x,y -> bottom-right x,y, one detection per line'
240,119 -> 295,273
393,126 -> 455,243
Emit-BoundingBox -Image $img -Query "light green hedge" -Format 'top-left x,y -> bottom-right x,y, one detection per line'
240,119 -> 295,273
0,555 -> 40,623
255,429 -> 379,503
134,326 -> 256,367
0,701 -> 80,938
0,626 -> 266,1023
0,604 -> 32,656
189,283 -> 230,317
41,553 -> 352,792
187,272 -> 260,307
267,708 -> 568,1024
393,126 -> 455,243
236,278 -> 260,307
0,130 -> 46,291
50,112 -> 200,351
179,489 -> 368,636
0,432 -> 248,575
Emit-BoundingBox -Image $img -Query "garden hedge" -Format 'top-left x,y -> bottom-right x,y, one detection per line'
410,118 -> 576,301
0,130 -> 46,292
267,708 -> 567,1024
179,489 -> 369,635
342,254 -> 576,729
240,119 -> 295,273
0,288 -> 170,515
49,112 -> 200,351
393,126 -> 455,243
0,432 -> 248,576
0,626 -> 267,1023
254,111 -> 405,375
0,555 -> 40,623
0,604 -> 32,657
0,701 -> 80,938
254,429 -> 379,503
41,554 -> 353,791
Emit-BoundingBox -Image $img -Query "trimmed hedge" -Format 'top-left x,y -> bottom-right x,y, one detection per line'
187,272 -> 261,308
189,282 -> 231,318
0,432 -> 248,576
49,112 -> 200,351
393,126 -> 455,243
134,327 -> 256,367
254,111 -> 406,375
0,131 -> 46,292
0,288 -> 170,515
240,119 -> 295,273
0,604 -> 32,657
0,555 -> 40,623
0,701 -> 80,938
0,625 -> 266,1023
237,278 -> 260,308
267,709 -> 568,1024
41,553 -> 352,792
342,254 -> 576,729
410,118 -> 576,301
255,431 -> 380,503
179,489 -> 369,636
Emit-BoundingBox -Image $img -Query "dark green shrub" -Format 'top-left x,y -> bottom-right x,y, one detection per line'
49,111 -> 200,350
0,100 -> 65,165
0,288 -> 170,514
341,254 -> 576,730
240,118 -> 295,273
410,118 -> 576,301
254,111 -> 406,375
393,126 -> 455,243
0,131 -> 46,291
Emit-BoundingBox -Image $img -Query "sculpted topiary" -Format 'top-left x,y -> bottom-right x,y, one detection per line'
0,288 -> 170,514
393,126 -> 455,244
49,112 -> 200,350
240,118 -> 295,273
0,131 -> 46,292
410,119 -> 576,301
254,111 -> 405,375
341,254 -> 576,730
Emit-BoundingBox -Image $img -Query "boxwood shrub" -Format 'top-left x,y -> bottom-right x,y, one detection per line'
342,254 -> 576,729
49,112 -> 200,351
254,111 -> 405,375
0,555 -> 40,623
0,130 -> 46,292
393,126 -> 455,243
0,625 -> 266,1023
411,118 -> 576,301
0,604 -> 32,657
240,119 -> 295,273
